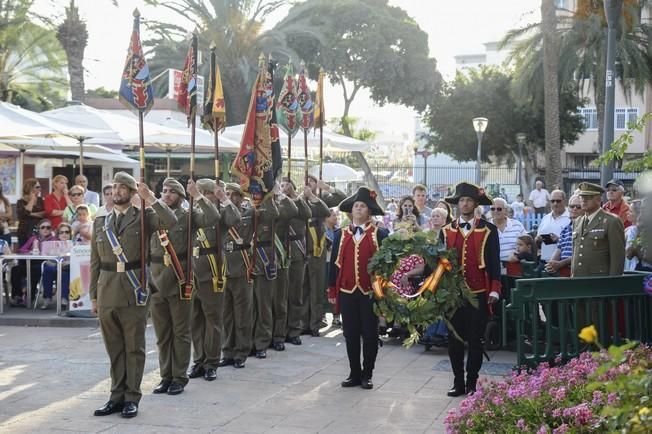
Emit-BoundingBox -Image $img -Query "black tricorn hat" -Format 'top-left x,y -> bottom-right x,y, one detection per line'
445,181 -> 493,206
338,187 -> 384,215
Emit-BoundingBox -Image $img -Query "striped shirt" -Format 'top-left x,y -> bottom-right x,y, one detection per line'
492,218 -> 527,261
558,222 -> 574,260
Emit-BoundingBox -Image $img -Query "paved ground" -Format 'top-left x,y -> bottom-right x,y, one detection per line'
0,322 -> 515,433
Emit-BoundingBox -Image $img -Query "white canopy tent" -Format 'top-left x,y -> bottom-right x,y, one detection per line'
308,163 -> 363,182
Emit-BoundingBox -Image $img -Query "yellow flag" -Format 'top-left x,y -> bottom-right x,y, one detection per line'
313,68 -> 325,129
211,64 -> 226,133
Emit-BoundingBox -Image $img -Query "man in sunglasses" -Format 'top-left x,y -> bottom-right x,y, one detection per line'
536,190 -> 570,268
603,179 -> 631,229
490,198 -> 526,263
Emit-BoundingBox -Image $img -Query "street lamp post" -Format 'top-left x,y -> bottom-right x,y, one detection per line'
516,133 -> 526,196
472,117 -> 488,185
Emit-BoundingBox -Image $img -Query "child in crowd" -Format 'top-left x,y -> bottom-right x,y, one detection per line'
71,204 -> 93,244
508,234 -> 537,263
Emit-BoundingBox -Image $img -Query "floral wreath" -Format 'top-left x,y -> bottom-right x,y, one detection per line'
367,230 -> 476,346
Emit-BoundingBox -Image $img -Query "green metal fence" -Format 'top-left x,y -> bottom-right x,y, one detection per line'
506,273 -> 652,368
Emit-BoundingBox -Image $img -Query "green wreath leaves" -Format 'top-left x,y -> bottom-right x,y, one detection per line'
368,230 -> 476,347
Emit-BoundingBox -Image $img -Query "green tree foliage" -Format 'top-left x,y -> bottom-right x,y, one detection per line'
276,0 -> 442,135
85,86 -> 118,99
423,67 -> 584,175
0,0 -> 67,110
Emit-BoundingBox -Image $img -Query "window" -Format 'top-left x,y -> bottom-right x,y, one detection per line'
579,107 -> 598,130
615,107 -> 639,130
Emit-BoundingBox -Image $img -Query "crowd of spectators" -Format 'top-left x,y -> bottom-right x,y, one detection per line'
7,174 -> 109,309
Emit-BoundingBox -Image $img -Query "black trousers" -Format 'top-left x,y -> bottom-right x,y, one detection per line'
448,291 -> 487,388
10,259 -> 43,299
340,290 -> 378,380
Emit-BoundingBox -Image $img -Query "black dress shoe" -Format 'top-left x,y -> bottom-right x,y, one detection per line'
121,401 -> 138,418
466,383 -> 477,395
204,368 -> 217,381
447,385 -> 466,397
273,342 -> 285,351
152,380 -> 171,394
286,336 -> 302,345
311,329 -> 320,337
188,364 -> 205,379
341,377 -> 361,388
93,400 -> 124,416
167,382 -> 184,395
218,358 -> 234,367
255,349 -> 267,359
234,359 -> 245,368
361,378 -> 374,390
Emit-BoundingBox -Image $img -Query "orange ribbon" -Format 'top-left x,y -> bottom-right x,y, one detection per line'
416,257 -> 452,295
372,276 -> 399,300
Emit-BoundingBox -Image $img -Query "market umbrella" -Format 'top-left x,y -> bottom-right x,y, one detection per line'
308,162 -> 363,182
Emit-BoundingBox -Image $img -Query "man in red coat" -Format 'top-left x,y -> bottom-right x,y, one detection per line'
329,187 -> 388,390
442,182 -> 501,396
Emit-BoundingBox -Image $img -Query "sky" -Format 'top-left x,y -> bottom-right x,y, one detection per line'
33,0 -> 541,141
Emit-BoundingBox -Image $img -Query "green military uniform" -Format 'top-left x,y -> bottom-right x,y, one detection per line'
190,179 -> 241,373
271,195 -> 299,346
285,196 -> 313,339
302,187 -> 344,333
90,173 -> 177,406
149,178 -> 220,389
571,183 -> 625,277
251,195 -> 281,353
220,184 -> 256,364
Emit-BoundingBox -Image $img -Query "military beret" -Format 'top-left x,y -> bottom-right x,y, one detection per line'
578,182 -> 605,196
196,178 -> 216,194
163,177 -> 186,198
225,183 -> 242,195
113,171 -> 137,191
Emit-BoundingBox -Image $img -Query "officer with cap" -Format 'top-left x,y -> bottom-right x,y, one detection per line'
572,182 -> 625,277
149,177 -> 220,396
187,179 -> 241,381
90,172 -> 178,419
302,174 -> 346,336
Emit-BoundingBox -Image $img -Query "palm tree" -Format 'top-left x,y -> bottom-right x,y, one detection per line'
56,0 -> 88,103
144,0 -> 291,124
0,0 -> 68,109
503,0 -> 652,162
541,0 -> 562,188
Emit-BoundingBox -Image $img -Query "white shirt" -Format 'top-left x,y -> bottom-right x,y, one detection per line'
511,201 -> 525,219
493,218 -> 527,261
537,210 -> 571,261
84,189 -> 100,207
529,188 -> 550,208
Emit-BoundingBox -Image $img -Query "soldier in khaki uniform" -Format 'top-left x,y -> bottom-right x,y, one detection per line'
572,182 -> 625,277
188,179 -> 241,381
149,178 -> 220,396
90,172 -> 177,419
270,183 -> 299,351
218,184 -> 256,368
302,175 -> 346,336
281,179 -> 314,345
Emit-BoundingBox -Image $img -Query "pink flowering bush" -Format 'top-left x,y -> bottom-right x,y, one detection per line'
445,343 -> 652,433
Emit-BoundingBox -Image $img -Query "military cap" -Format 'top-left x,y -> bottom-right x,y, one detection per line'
578,182 -> 605,196
225,183 -> 242,195
163,177 -> 186,198
113,171 -> 137,191
196,178 -> 216,194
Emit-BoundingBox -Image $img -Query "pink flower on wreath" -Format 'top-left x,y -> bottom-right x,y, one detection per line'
516,419 -> 527,430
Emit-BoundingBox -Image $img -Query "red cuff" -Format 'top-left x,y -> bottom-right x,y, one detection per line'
490,279 -> 501,296
327,286 -> 338,299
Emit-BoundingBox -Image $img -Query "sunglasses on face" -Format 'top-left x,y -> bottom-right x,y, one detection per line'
40,226 -> 51,230
490,207 -> 503,212
550,199 -> 563,203
34,185 -> 41,189
70,193 -> 82,197
569,205 -> 582,210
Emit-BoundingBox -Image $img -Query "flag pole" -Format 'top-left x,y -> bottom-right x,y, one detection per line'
210,45 -> 224,289
184,32 -> 198,300
318,68 -> 324,185
138,110 -> 146,296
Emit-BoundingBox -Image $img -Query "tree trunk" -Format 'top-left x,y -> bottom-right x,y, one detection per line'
340,92 -> 386,205
222,68 -> 249,125
542,0 -> 563,190
595,77 -> 606,159
57,1 -> 88,103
